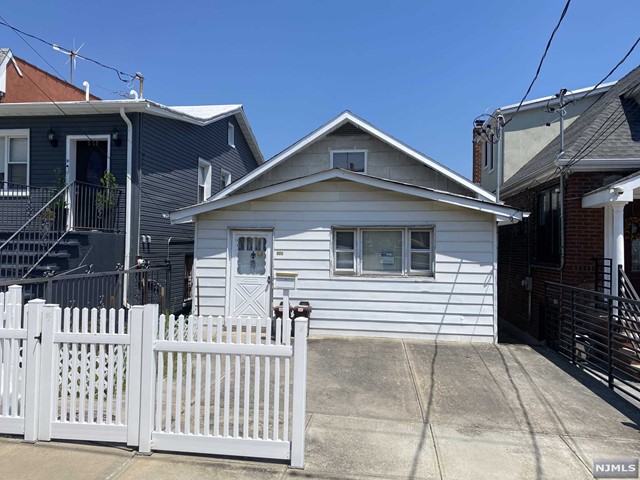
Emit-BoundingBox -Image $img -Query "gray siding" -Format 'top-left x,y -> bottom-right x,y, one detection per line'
237,132 -> 473,196
0,114 -> 128,233
137,113 -> 259,313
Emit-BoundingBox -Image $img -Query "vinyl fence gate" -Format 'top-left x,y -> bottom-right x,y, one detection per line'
0,286 -> 308,468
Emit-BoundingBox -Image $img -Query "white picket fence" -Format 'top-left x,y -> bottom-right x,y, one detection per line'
0,286 -> 308,467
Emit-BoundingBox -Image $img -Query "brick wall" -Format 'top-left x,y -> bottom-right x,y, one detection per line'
2,56 -> 100,103
498,171 -> 629,339
472,122 -> 483,184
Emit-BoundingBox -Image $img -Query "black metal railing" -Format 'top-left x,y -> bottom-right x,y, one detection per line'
593,257 -> 612,295
71,181 -> 124,233
544,281 -> 640,402
0,180 -> 125,280
0,183 -> 72,279
0,265 -> 170,311
0,181 -> 62,232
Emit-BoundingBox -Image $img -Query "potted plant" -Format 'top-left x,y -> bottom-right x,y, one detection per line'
96,171 -> 119,231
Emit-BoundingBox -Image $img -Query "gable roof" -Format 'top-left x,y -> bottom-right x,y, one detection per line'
502,65 -> 640,194
208,110 -> 496,202
0,98 -> 264,164
169,168 -> 523,224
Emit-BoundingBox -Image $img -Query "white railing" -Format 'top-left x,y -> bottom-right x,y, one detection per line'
0,286 -> 26,435
0,290 -> 309,467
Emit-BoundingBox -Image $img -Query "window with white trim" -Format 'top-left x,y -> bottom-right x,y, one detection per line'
220,168 -> 232,190
0,130 -> 29,189
227,122 -> 235,147
332,227 -> 433,276
331,150 -> 366,173
197,159 -> 212,202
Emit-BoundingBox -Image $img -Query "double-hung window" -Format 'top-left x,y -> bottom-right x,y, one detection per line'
220,168 -> 232,190
333,227 -> 433,276
0,129 -> 29,192
198,159 -> 212,202
536,187 -> 561,264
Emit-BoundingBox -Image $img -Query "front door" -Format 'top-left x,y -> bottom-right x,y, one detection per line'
229,230 -> 272,318
70,139 -> 109,230
624,201 -> 640,292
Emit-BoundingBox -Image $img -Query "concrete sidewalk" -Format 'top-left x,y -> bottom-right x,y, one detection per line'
1,338 -> 639,479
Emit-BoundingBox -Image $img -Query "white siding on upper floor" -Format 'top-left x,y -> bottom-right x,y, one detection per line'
194,179 -> 497,342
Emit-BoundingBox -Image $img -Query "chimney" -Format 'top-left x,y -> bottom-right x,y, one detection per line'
472,119 -> 484,185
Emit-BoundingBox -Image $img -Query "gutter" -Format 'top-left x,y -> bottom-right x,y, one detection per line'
119,107 -> 133,271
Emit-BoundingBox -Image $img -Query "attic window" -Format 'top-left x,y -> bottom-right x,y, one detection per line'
227,122 -> 235,148
331,150 -> 366,173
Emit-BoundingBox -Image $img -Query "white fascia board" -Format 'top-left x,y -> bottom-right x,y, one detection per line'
0,100 -> 265,164
556,158 -> 640,172
210,111 -> 495,202
170,169 -> 521,224
497,82 -> 616,115
582,174 -> 640,208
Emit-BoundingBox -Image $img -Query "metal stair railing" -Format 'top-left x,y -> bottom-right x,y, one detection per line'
617,265 -> 640,360
0,183 -> 72,279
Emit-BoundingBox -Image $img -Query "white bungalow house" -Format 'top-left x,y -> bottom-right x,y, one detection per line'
170,111 -> 523,342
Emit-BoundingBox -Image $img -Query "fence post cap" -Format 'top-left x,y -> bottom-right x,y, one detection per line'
26,298 -> 46,304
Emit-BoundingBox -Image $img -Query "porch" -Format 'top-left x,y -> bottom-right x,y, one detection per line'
0,180 -> 125,279
583,170 -> 640,295
1,336 -> 638,479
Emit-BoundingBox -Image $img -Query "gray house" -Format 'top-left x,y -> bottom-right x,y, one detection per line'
0,99 -> 263,312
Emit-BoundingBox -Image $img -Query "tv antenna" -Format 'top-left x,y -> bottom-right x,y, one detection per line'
52,39 -> 85,84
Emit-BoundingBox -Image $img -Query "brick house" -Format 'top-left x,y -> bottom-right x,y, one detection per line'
0,48 -> 99,102
493,65 -> 640,340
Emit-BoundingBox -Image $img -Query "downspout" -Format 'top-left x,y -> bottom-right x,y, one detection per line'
119,107 -> 133,271
558,89 -> 567,275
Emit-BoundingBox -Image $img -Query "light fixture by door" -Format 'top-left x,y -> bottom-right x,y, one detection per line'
111,127 -> 121,147
48,127 -> 58,147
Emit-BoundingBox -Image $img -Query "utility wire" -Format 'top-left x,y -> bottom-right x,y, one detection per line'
0,18 -> 136,82
574,35 -> 640,103
503,0 -> 572,127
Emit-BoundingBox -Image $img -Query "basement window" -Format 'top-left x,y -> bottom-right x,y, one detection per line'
333,227 -> 433,277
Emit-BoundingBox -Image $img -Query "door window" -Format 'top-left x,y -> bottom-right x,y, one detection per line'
236,235 -> 267,275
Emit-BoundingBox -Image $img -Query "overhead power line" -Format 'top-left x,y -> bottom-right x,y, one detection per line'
574,35 -> 640,103
0,18 -> 136,82
502,0 -> 572,127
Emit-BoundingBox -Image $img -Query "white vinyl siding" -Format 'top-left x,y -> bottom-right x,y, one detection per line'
194,180 -> 497,342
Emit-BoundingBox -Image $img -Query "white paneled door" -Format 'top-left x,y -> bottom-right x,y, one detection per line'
229,230 -> 273,318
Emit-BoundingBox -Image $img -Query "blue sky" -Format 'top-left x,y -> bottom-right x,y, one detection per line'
2,1 -> 639,178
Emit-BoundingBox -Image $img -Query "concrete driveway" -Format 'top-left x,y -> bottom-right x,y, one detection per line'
0,337 -> 638,479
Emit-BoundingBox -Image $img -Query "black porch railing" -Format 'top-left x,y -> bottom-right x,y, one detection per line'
0,181 -> 62,232
71,181 -> 125,233
593,257 -> 612,295
544,281 -> 640,402
0,180 -> 125,280
0,265 -> 170,311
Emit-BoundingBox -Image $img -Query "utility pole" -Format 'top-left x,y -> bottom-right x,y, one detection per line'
495,113 -> 505,202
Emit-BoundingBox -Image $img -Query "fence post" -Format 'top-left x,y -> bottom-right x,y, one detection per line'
607,297 -> 614,389
290,317 -> 308,469
127,305 -> 144,448
137,303 -> 158,455
570,290 -> 576,364
23,299 -> 45,443
37,304 -> 60,441
6,284 -> 22,307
